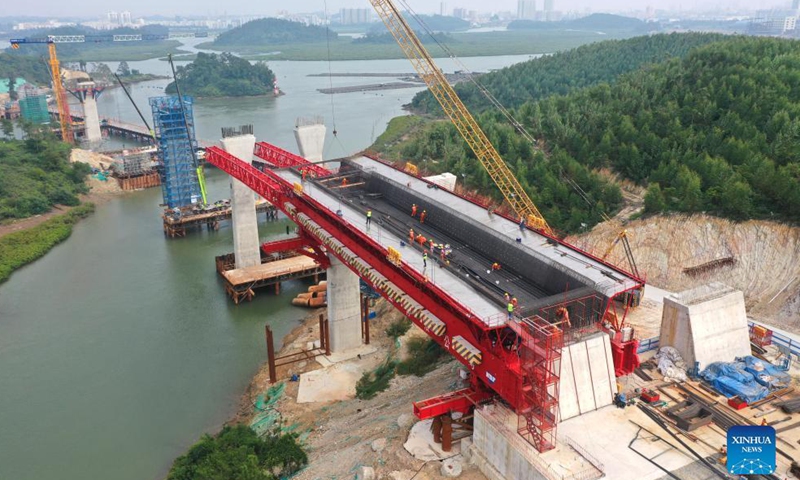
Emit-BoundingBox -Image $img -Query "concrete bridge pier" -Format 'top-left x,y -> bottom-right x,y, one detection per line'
76,81 -> 102,143
222,126 -> 261,269
294,117 -> 362,352
326,256 -> 363,351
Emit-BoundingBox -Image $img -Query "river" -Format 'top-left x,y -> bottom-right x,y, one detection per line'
0,39 -> 532,480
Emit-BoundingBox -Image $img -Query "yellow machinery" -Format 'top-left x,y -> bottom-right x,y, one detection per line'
368,0 -> 552,235
601,228 -> 639,278
11,38 -> 74,143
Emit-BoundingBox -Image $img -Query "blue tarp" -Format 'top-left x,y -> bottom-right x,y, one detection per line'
700,356 -> 785,404
743,355 -> 791,389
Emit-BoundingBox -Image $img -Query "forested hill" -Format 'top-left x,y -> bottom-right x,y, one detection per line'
411,32 -> 729,113
165,53 -> 275,97
213,18 -> 336,46
508,13 -> 649,32
376,36 -> 800,232
529,37 -> 800,221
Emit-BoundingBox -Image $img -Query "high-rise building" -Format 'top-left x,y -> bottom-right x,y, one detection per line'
107,11 -> 119,24
517,0 -> 536,19
544,0 -> 554,12
440,2 -> 448,16
120,11 -> 132,25
453,7 -> 467,19
339,8 -> 370,25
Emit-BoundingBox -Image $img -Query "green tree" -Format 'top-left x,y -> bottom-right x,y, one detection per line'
644,183 -> 666,213
1,119 -> 13,138
90,63 -> 113,82
116,60 -> 131,77
167,425 -> 307,480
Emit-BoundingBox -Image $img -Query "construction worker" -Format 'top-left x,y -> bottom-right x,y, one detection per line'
504,292 -> 510,303
366,209 -> 372,227
420,210 -> 427,224
428,238 -> 435,252
507,302 -> 514,320
491,262 -> 501,271
411,203 -> 418,217
761,418 -> 768,426
301,168 -> 308,181
423,252 -> 428,268
512,297 -> 518,308
342,177 -> 348,187
519,217 -> 526,231
409,228 -> 415,244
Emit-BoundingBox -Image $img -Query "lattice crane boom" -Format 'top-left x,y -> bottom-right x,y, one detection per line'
46,42 -> 74,144
368,0 -> 552,234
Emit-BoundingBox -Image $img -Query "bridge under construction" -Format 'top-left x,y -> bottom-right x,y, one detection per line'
205,131 -> 645,467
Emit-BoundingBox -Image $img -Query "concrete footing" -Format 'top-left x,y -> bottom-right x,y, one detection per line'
221,131 -> 261,269
471,404 -> 603,480
660,282 -> 751,368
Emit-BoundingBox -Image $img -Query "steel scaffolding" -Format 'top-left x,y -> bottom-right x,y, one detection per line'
18,95 -> 50,124
508,316 -> 563,452
149,95 -> 200,208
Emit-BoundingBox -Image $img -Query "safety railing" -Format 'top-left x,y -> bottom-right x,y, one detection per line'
637,337 -> 660,354
749,321 -> 800,358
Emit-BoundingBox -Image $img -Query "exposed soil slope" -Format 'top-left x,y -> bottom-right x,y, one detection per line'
568,214 -> 800,332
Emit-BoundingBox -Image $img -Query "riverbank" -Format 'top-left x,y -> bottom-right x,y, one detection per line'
190,29 -> 631,61
0,203 -> 95,283
228,300 -> 485,479
0,149 -> 130,283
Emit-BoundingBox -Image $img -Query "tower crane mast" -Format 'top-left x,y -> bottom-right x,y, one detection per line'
367,0 -> 552,235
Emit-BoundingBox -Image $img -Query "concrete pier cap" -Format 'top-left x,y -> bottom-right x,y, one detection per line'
294,116 -> 326,163
221,125 -> 261,269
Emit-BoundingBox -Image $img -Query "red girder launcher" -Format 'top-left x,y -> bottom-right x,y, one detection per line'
207,146 -> 565,450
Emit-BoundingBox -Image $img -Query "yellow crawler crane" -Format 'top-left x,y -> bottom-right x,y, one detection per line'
368,0 -> 552,235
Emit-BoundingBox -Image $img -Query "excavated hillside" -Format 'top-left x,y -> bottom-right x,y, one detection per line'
567,214 -> 800,332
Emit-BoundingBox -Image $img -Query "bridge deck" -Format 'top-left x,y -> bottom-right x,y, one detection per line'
350,156 -> 641,299
273,168 -> 505,323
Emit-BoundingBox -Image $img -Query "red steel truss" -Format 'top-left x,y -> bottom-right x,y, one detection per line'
254,141 -> 331,178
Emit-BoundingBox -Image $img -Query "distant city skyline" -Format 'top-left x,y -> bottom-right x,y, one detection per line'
1,0 -> 795,18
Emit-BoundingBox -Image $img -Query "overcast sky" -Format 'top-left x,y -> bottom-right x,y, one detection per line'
2,0 -> 792,18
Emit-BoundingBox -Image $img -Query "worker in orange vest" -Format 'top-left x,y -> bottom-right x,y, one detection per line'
428,238 -> 435,252
420,210 -> 427,224
411,204 -> 418,217
409,228 -> 415,244
301,168 -> 308,181
512,297 -> 518,308
491,262 -> 501,271
342,177 -> 348,187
